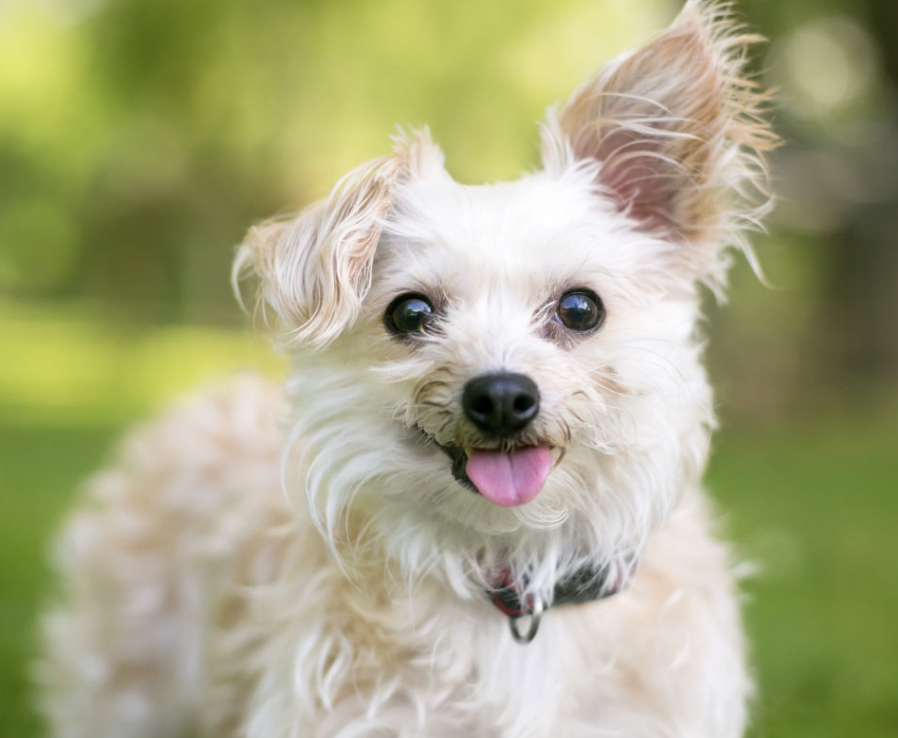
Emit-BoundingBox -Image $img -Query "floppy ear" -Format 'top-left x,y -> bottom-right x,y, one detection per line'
234,130 -> 444,347
542,0 -> 777,287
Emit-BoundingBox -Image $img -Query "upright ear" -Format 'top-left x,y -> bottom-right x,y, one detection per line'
234,130 -> 445,348
542,0 -> 777,286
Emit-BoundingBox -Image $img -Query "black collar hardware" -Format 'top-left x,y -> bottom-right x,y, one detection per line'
486,560 -> 633,645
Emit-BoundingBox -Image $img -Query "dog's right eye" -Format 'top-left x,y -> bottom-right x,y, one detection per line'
385,294 -> 434,336
556,289 -> 605,333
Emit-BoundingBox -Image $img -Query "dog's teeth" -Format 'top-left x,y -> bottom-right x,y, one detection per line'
464,448 -> 473,458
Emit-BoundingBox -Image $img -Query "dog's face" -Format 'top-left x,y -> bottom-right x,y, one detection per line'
350,165 -> 711,558
236,2 -> 774,583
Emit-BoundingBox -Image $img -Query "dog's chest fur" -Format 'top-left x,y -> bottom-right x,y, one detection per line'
169,377 -> 747,738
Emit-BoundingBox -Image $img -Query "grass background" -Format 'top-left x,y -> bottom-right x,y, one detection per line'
1,304 -> 897,737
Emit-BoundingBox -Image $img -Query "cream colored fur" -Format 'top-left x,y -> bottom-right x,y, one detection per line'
37,2 -> 776,736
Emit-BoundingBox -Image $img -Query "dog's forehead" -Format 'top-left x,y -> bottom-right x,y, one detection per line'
379,170 -> 637,298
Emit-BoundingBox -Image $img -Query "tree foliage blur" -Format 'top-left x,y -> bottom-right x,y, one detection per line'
1,0 -> 896,417
734,0 -> 898,412
0,0 -> 669,319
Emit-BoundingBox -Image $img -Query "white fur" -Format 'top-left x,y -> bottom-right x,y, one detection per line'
37,3 -> 775,737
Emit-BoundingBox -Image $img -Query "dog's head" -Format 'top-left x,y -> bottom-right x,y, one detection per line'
235,1 -> 774,588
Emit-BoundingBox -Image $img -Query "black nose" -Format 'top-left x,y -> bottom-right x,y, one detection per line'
462,372 -> 540,436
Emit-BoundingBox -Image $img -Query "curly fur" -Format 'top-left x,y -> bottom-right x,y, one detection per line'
37,3 -> 776,737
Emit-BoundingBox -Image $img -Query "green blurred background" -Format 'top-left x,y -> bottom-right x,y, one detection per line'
1,0 -> 896,735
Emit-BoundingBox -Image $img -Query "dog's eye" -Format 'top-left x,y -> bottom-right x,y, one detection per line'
386,293 -> 434,335
556,290 -> 605,333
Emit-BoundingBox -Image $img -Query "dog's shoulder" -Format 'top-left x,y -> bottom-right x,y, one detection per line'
53,373 -> 294,583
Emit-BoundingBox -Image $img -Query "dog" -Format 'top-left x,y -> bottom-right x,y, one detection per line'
37,2 -> 776,736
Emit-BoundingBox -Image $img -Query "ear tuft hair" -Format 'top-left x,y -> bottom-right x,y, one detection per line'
233,129 -> 445,348
542,0 -> 778,291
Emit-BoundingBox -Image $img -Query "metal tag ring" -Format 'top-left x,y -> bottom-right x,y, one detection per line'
508,594 -> 544,645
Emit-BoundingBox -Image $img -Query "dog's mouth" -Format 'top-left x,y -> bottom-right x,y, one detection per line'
422,432 -> 554,507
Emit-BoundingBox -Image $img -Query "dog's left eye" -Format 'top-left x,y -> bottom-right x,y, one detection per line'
385,293 -> 434,335
556,290 -> 605,333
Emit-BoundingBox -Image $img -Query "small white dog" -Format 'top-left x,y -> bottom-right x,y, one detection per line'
37,2 -> 776,736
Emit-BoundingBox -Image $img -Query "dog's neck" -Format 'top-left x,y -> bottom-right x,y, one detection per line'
485,555 -> 637,644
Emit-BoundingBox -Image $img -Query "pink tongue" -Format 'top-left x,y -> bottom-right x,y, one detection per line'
465,446 -> 553,507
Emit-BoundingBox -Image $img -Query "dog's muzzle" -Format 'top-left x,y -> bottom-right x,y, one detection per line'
424,372 -> 553,507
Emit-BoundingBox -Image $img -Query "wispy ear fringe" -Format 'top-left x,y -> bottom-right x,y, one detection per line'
691,0 -> 779,293
545,0 -> 779,295
232,130 -> 441,348
231,155 -> 397,349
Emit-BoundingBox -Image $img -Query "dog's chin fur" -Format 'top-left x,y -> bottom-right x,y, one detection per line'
37,3 -> 777,737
